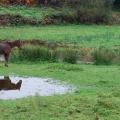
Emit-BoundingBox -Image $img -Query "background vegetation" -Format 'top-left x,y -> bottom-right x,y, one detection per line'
0,0 -> 119,25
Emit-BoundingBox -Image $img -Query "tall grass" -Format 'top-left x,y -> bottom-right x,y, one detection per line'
11,44 -> 120,65
93,47 -> 115,65
63,48 -> 79,64
11,45 -> 79,64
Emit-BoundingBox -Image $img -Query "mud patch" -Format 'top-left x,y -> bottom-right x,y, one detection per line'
0,76 -> 74,100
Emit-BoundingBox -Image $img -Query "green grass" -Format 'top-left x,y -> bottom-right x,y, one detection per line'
0,63 -> 120,86
0,6 -> 57,20
0,25 -> 120,47
0,63 -> 120,119
0,5 -> 120,120
0,5 -> 74,20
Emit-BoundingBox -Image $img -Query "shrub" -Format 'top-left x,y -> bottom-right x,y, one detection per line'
10,48 -> 20,62
63,48 -> 79,64
10,45 -> 80,64
112,48 -> 120,64
48,0 -> 112,24
93,47 -> 115,65
20,45 -> 51,61
11,45 -> 51,62
79,47 -> 93,62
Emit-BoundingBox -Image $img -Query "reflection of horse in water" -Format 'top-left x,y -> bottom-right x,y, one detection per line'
0,76 -> 22,90
0,40 -> 21,67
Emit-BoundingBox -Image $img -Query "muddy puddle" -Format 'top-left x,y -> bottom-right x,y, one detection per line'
0,76 -> 74,100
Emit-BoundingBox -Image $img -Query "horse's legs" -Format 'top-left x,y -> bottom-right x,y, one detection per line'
4,54 -> 9,67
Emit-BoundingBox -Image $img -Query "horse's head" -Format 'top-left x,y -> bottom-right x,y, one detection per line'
16,80 -> 22,90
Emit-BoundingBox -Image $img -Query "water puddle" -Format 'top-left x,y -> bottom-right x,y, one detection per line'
0,76 -> 74,100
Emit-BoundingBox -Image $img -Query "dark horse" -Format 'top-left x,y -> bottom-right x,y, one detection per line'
0,76 -> 22,90
0,40 -> 21,67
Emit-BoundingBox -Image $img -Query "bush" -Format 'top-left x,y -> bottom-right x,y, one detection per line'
11,44 -> 120,65
48,0 -> 112,24
93,47 -> 115,65
11,45 -> 51,62
63,48 -> 79,64
10,45 -> 79,64
20,45 -> 51,61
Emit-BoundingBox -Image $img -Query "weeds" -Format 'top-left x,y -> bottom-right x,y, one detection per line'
63,48 -> 79,64
11,45 -> 79,64
93,47 -> 115,65
11,44 -> 120,65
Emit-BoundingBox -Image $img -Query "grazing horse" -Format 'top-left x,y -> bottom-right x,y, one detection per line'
0,76 -> 22,90
0,40 -> 21,67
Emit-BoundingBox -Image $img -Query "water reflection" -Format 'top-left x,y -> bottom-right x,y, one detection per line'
0,76 -> 22,90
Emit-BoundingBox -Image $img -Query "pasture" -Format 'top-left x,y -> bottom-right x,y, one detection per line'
0,24 -> 120,120
0,63 -> 120,119
0,25 -> 120,47
0,2 -> 120,120
0,19 -> 120,120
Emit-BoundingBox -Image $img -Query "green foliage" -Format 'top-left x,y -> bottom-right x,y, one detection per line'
48,0 -> 112,24
0,3 -> 114,25
10,44 -> 120,65
63,48 -> 79,64
17,45 -> 52,61
11,45 -> 79,64
93,47 -> 115,65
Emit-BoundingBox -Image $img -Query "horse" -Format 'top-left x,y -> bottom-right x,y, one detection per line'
0,76 -> 22,90
0,40 -> 21,67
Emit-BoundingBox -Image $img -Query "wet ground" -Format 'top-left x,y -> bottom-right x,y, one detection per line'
0,76 -> 74,100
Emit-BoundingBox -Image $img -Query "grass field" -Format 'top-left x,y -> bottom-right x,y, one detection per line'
0,6 -> 120,119
0,25 -> 120,47
0,6 -> 57,20
0,5 -> 74,20
0,63 -> 120,120
0,24 -> 120,119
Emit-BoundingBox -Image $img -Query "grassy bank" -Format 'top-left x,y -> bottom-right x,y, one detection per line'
0,5 -> 113,25
0,63 -> 120,120
0,25 -> 120,47
0,63 -> 120,86
0,6 -> 57,20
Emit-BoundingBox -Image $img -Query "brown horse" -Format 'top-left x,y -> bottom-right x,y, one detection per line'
0,40 -> 21,67
0,76 -> 22,90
